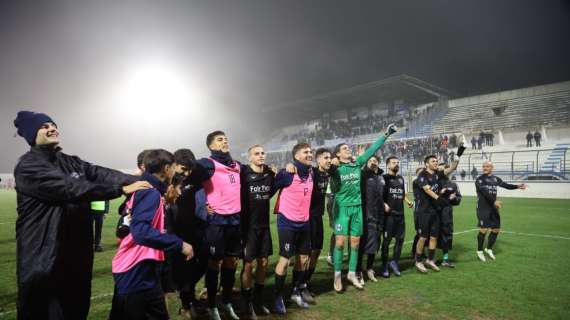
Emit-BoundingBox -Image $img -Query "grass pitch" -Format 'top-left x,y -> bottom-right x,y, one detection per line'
0,190 -> 569,319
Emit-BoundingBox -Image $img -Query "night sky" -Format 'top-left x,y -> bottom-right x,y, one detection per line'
1,0 -> 569,171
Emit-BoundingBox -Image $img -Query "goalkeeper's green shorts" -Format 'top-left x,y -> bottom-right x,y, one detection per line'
333,205 -> 363,237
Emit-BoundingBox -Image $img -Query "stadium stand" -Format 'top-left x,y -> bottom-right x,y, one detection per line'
432,81 -> 570,135
256,78 -> 570,181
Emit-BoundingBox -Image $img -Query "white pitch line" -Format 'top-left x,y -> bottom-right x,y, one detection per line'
317,228 -> 480,260
501,230 -> 570,240
1,228 -> 567,318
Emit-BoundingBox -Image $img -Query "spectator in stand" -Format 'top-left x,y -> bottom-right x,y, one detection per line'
534,130 -> 541,147
460,169 -> 466,181
471,137 -> 477,150
489,132 -> 495,146
477,136 -> 483,150
479,131 -> 485,146
526,131 -> 533,147
450,134 -> 457,149
471,166 -> 478,180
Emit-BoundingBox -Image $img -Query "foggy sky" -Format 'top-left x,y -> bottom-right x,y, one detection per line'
1,0 -> 569,172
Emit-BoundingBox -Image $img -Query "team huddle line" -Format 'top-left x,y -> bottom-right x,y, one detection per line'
12,111 -> 526,320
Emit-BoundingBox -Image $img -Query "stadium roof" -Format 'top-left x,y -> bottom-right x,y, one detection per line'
264,74 -> 457,118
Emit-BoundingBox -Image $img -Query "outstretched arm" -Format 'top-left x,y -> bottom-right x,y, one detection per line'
355,124 -> 397,166
498,177 -> 527,190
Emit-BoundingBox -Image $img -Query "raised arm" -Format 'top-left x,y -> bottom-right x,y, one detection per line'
355,124 -> 397,166
443,158 -> 459,176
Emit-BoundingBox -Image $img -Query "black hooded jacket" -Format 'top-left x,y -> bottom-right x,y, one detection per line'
14,144 -> 136,319
361,167 -> 385,225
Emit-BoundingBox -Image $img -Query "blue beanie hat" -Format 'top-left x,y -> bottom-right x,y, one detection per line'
14,111 -> 56,146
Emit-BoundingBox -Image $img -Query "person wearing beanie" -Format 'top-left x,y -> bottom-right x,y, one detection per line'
13,111 -> 152,320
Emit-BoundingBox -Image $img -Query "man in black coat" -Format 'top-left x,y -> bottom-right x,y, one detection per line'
356,156 -> 384,283
436,171 -> 462,267
13,111 -> 150,320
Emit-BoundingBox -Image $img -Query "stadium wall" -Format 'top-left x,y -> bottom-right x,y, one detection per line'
455,181 -> 570,199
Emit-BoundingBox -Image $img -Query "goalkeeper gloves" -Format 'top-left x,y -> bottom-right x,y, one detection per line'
386,123 -> 398,136
457,144 -> 466,157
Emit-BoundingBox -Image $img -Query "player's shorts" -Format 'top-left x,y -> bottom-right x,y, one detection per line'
278,226 -> 311,259
242,227 -> 273,262
204,224 -> 242,260
477,209 -> 501,229
334,205 -> 363,237
416,209 -> 440,238
384,214 -> 405,240
309,215 -> 324,251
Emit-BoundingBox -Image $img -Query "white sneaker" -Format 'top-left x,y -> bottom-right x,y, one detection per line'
477,250 -> 486,262
347,273 -> 364,290
220,303 -> 240,320
366,269 -> 378,282
356,271 -> 365,286
415,261 -> 428,273
484,248 -> 496,260
208,308 -> 222,320
290,289 -> 309,309
425,260 -> 440,272
333,273 -> 343,293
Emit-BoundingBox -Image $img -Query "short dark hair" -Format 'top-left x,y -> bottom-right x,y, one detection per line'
174,148 -> 196,170
385,155 -> 398,165
144,149 -> 175,174
315,148 -> 331,159
424,155 -> 437,164
292,142 -> 311,158
171,172 -> 186,187
368,155 -> 380,163
206,130 -> 226,148
334,143 -> 348,157
137,149 -> 153,169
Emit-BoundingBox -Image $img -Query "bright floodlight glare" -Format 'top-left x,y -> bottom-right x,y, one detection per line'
120,64 -> 196,118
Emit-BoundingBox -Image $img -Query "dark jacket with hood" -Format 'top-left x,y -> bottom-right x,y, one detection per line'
361,167 -> 385,225
14,144 -> 136,319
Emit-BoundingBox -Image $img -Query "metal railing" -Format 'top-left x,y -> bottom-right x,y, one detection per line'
450,148 -> 568,181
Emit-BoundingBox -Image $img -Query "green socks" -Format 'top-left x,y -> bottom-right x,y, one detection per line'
334,247 -> 344,272
348,246 -> 359,272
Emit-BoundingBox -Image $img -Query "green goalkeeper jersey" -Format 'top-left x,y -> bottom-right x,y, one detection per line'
330,134 -> 388,206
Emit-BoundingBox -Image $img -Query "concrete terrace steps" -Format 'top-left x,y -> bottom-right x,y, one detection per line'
540,143 -> 570,173
431,90 -> 570,134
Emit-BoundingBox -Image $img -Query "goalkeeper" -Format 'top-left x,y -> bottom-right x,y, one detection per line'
330,124 -> 397,292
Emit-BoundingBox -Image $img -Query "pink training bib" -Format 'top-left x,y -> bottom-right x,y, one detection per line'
276,172 -> 313,222
112,193 -> 165,274
202,158 -> 241,215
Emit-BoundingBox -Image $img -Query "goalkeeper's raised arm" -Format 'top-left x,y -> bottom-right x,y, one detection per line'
355,123 -> 398,166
